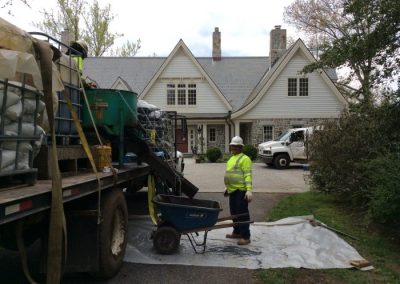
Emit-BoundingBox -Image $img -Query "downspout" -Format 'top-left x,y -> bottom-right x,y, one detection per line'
225,110 -> 233,139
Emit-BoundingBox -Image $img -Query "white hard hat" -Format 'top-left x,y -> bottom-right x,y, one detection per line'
229,136 -> 244,146
71,40 -> 88,58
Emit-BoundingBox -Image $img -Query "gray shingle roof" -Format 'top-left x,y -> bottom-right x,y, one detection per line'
83,57 -> 164,95
83,54 -> 337,112
197,57 -> 268,110
84,56 -> 269,111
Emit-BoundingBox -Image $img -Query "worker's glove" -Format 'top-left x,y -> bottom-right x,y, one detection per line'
224,189 -> 229,197
244,191 -> 253,202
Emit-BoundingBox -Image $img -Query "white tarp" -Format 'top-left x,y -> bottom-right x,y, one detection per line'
125,215 -> 369,270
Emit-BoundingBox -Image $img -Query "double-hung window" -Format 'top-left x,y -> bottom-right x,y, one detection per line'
209,127 -> 216,142
167,84 -> 175,105
188,84 -> 196,105
177,84 -> 186,105
288,78 -> 308,97
263,126 -> 273,141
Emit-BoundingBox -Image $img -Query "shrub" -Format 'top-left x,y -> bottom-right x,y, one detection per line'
206,147 -> 222,162
242,144 -> 257,161
366,153 -> 400,226
309,102 -> 400,226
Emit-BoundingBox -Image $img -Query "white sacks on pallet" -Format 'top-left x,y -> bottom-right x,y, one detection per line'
0,73 -> 46,173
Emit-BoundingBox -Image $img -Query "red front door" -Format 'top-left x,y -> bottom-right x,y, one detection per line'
176,128 -> 188,153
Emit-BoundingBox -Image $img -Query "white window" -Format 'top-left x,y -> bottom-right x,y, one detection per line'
167,84 -> 175,105
177,84 -> 186,105
166,83 -> 197,106
209,127 -> 216,142
188,84 -> 196,105
288,78 -> 297,96
288,78 -> 308,97
299,78 -> 308,96
263,126 -> 273,141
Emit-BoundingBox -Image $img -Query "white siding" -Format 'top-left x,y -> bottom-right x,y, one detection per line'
240,50 -> 345,119
144,48 -> 229,113
162,49 -> 202,78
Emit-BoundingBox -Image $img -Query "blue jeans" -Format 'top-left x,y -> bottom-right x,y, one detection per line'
229,190 -> 250,239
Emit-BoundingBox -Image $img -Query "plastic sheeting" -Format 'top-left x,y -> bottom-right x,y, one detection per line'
125,215 -> 369,270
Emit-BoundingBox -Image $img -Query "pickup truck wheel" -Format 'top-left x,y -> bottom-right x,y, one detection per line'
274,154 -> 290,169
97,189 -> 128,279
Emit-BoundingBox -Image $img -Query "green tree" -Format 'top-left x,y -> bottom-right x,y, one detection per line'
34,0 -> 140,56
35,0 -> 84,42
1,0 -> 29,15
109,39 -> 142,57
284,0 -> 400,108
81,0 -> 120,56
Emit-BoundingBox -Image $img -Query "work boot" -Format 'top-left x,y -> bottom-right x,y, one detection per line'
225,233 -> 241,239
237,238 -> 251,245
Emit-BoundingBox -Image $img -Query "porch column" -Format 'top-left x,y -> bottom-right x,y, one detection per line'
202,123 -> 207,153
234,121 -> 240,137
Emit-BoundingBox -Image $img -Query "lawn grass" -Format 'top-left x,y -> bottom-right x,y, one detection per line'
257,191 -> 400,284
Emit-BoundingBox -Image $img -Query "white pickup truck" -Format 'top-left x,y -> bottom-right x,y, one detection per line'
258,127 -> 315,169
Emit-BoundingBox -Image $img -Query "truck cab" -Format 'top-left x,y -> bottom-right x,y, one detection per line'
258,127 -> 314,169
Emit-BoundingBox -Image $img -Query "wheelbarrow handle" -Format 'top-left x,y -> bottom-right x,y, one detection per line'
180,220 -> 254,234
217,213 -> 249,222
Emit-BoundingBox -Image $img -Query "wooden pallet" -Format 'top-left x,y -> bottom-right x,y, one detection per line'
34,145 -> 88,179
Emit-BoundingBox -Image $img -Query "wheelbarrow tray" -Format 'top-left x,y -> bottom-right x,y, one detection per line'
153,194 -> 223,231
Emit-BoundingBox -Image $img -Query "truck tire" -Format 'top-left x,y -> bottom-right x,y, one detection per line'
274,154 -> 290,169
153,226 -> 181,255
97,189 -> 128,279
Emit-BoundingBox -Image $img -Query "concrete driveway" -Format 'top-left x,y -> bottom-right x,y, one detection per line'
183,158 -> 309,193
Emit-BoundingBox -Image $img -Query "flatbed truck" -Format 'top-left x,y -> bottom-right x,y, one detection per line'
0,164 -> 150,279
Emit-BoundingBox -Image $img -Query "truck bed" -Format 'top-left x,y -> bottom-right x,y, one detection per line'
0,164 -> 149,225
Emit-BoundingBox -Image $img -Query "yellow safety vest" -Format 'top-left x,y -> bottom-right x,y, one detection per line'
72,55 -> 84,74
224,153 -> 252,193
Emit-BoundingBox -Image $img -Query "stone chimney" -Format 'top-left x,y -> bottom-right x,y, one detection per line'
269,25 -> 287,67
60,29 -> 72,53
212,27 -> 221,61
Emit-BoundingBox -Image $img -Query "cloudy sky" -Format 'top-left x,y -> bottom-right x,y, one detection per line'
1,0 -> 298,57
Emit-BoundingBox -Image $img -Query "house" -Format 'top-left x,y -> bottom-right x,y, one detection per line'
83,26 -> 347,154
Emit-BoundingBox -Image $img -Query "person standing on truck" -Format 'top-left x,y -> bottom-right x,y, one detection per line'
68,40 -> 96,88
70,40 -> 88,74
224,136 -> 253,245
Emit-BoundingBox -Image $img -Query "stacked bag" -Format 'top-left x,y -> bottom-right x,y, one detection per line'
0,81 -> 46,171
0,18 -> 52,176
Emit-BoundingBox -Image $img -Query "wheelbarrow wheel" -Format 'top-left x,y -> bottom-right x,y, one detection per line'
153,226 -> 181,255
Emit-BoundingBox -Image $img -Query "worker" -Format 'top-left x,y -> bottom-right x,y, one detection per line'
68,40 -> 96,88
70,40 -> 88,73
224,136 -> 252,245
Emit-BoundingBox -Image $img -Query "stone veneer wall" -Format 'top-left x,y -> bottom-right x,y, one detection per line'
207,124 -> 225,153
250,118 -> 337,146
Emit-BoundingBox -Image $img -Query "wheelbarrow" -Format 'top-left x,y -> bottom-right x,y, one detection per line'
151,194 -> 253,254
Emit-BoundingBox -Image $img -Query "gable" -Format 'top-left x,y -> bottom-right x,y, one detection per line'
238,50 -> 345,119
111,77 -> 132,91
232,39 -> 347,119
140,40 -> 232,112
161,49 -> 203,78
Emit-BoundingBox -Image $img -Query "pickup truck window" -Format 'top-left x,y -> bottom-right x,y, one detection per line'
275,130 -> 291,141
